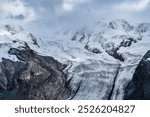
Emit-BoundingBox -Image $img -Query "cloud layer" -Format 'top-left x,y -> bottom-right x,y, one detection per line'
115,0 -> 150,11
0,0 -> 37,25
61,0 -> 90,12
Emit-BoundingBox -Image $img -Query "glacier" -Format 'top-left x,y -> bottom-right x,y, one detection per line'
0,19 -> 150,99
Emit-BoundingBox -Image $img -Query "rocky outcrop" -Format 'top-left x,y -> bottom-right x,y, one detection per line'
0,44 -> 70,100
124,50 -> 150,100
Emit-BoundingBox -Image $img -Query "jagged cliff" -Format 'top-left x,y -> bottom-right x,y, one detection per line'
0,45 -> 70,100
124,50 -> 150,100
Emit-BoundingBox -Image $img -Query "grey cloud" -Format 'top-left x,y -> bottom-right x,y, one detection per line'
8,14 -> 25,20
0,0 -> 37,25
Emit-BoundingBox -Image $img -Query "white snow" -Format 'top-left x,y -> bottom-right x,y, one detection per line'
147,58 -> 150,61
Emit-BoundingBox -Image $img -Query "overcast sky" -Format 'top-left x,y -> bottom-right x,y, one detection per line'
0,0 -> 150,35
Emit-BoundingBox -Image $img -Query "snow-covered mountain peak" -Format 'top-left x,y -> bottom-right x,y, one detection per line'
136,23 -> 150,33
0,25 -> 41,61
0,24 -> 24,35
107,19 -> 134,31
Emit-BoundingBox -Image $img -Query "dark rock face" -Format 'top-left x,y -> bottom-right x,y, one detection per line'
0,45 -> 70,100
124,50 -> 150,100
84,45 -> 102,54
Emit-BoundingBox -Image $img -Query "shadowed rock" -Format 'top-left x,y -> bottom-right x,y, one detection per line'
124,50 -> 150,100
0,45 -> 70,100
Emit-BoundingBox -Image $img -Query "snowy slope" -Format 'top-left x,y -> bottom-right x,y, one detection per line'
0,19 -> 150,99
44,19 -> 150,99
0,24 -> 42,61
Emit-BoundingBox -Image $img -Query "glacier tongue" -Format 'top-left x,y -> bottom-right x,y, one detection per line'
68,59 -> 120,99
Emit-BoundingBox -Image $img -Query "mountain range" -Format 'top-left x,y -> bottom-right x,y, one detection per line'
0,19 -> 150,100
